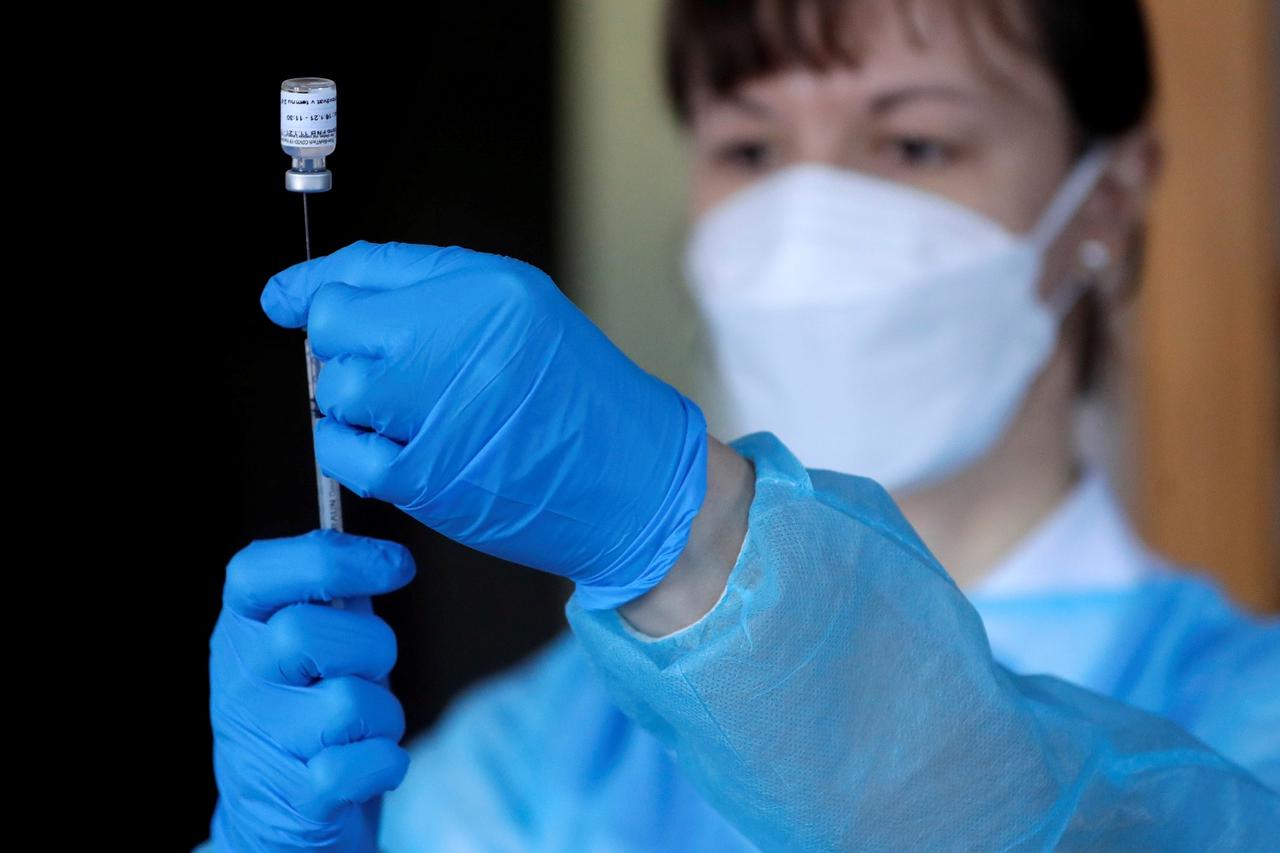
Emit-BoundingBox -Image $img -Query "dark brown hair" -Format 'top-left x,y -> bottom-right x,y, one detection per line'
663,0 -> 1155,144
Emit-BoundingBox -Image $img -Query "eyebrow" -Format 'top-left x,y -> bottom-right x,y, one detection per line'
869,86 -> 979,114
716,84 -> 981,119
723,92 -> 774,117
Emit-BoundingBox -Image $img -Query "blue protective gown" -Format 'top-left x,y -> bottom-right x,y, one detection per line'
378,433 -> 1279,851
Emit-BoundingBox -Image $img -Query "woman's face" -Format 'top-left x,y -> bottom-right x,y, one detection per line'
688,1 -> 1079,237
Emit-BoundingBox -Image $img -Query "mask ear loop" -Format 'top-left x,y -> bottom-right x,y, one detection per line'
1031,146 -> 1113,319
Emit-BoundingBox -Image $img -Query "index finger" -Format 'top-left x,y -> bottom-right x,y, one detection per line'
223,530 -> 416,621
260,240 -> 476,328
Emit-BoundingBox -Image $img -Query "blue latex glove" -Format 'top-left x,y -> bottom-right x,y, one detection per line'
209,530 -> 415,851
261,241 -> 708,610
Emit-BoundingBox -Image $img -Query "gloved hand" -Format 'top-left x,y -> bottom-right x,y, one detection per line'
261,241 -> 708,609
208,530 -> 415,851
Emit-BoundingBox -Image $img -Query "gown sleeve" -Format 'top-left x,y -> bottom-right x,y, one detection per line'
566,433 -> 1280,851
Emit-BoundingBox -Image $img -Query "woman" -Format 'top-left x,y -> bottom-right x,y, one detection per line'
206,1 -> 1278,849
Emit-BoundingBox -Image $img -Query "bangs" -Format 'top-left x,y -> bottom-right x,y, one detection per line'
664,0 -> 1036,122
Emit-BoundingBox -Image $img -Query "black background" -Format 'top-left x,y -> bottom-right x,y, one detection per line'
140,10 -> 570,846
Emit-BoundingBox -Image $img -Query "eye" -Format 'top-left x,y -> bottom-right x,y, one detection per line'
885,136 -> 957,169
713,139 -> 775,172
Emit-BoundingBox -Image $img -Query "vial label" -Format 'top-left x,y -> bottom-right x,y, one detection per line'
280,87 -> 337,148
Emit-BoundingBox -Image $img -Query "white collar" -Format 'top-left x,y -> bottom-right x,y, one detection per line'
968,470 -> 1159,600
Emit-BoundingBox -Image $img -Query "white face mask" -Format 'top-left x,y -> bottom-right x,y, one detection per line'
684,151 -> 1110,493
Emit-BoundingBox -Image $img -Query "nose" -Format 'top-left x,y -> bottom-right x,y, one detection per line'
786,116 -> 859,172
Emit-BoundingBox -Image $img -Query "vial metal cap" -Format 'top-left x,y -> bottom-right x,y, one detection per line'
285,169 -> 333,193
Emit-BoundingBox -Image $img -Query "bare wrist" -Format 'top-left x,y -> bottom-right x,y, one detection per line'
620,437 -> 754,637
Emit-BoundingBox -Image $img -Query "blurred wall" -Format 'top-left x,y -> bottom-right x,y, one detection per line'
1135,1 -> 1279,611
559,0 -> 699,397
559,0 -> 1279,611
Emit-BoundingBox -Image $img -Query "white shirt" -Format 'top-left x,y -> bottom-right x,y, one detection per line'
971,469 -> 1161,599
967,469 -> 1171,691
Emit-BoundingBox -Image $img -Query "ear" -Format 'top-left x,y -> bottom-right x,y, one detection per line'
1080,124 -> 1162,297
1087,125 -> 1163,243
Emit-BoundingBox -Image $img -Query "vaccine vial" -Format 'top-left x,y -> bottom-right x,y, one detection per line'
281,78 -> 337,192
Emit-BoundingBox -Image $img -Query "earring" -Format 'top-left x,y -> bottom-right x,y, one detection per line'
1078,239 -> 1112,274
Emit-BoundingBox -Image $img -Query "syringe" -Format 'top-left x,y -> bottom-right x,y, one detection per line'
281,77 -> 347,607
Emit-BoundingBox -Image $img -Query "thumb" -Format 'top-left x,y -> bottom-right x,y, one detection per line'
261,240 -> 475,328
